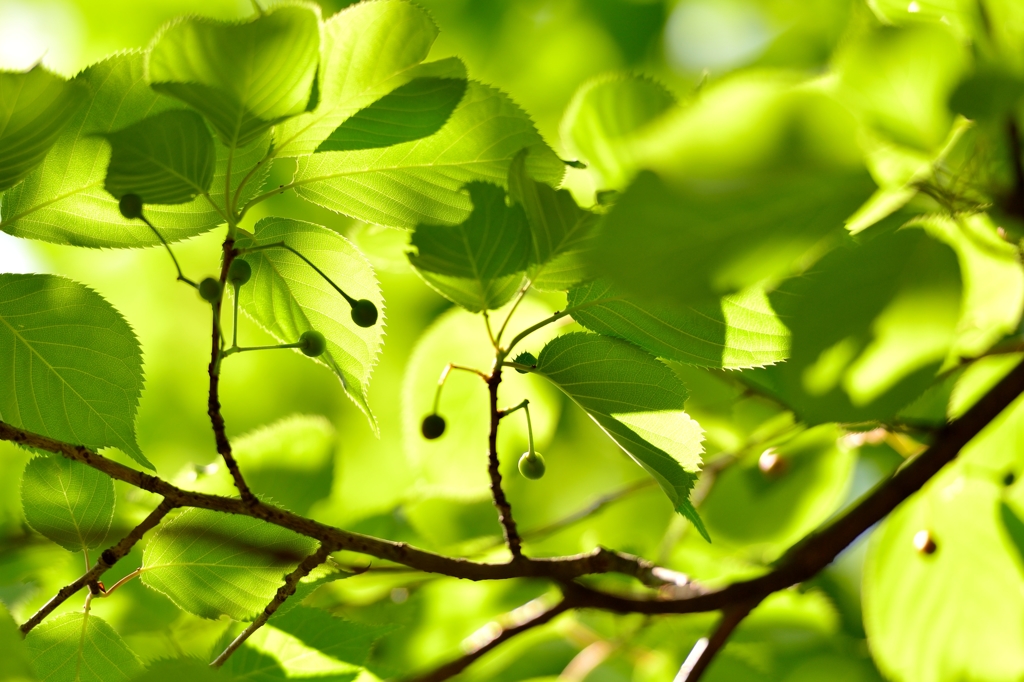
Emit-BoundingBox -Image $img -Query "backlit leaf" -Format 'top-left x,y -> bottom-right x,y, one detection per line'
235,219 -> 384,430
141,508 -> 317,621
21,456 -> 115,552
0,274 -> 149,468
0,66 -> 86,192
26,613 -> 142,682
533,332 -> 706,537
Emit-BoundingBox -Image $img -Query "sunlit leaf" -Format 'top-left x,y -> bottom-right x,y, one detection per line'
0,66 -> 86,192
316,77 -> 467,152
0,53 -> 227,248
235,218 -> 384,429
560,74 -> 675,189
26,613 -> 142,682
0,274 -> 149,468
567,280 -> 789,369
0,603 -> 35,681
270,606 -> 393,667
532,332 -> 706,537
148,5 -> 320,147
129,658 -> 222,682
102,110 -> 215,205
274,0 -> 456,157
141,508 -> 317,621
408,182 -> 530,311
293,82 -> 563,228
21,456 -> 115,552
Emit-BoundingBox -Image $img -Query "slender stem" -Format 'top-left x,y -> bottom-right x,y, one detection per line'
19,499 -> 176,634
674,602 -> 757,681
496,281 -> 532,345
231,284 -> 240,349
210,543 -> 334,667
231,146 -> 273,212
239,180 -> 302,222
487,366 -> 524,558
98,568 -> 142,597
501,361 -> 534,373
498,399 -> 529,420
208,239 -> 254,503
432,363 -> 489,413
483,311 -> 498,349
221,342 -> 303,359
503,297 -> 618,355
238,242 -> 357,306
139,215 -> 197,287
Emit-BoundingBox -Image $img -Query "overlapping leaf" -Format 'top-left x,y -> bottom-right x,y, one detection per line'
102,109 -> 215,205
568,280 -> 789,369
0,53 -> 230,247
148,4 -> 320,148
293,82 -> 564,228
141,508 -> 317,621
560,74 -> 675,189
235,219 -> 384,428
316,77 -> 467,152
0,604 -> 35,681
274,0 -> 458,157
0,274 -> 149,467
408,182 -> 531,311
533,332 -> 707,537
508,153 -> 599,291
21,456 -> 115,552
270,606 -> 393,668
26,613 -> 142,682
0,66 -> 86,192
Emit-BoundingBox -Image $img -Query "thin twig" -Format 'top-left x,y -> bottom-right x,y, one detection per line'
674,601 -> 757,681
19,498 -> 176,634
397,597 -> 573,682
487,366 -> 524,558
211,543 -> 335,667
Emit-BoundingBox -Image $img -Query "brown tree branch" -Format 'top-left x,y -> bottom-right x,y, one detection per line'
487,366 -> 524,558
397,596 -> 573,682
210,542 -> 336,667
208,238 -> 253,503
673,601 -> 758,681
19,498 -> 177,634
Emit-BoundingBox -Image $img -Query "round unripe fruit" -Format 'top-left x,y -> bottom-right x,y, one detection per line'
913,529 -> 937,555
518,451 -> 546,480
198,277 -> 222,303
351,299 -> 378,328
299,330 -> 327,357
421,414 -> 446,440
119,194 -> 143,219
228,258 -> 252,287
513,351 -> 537,374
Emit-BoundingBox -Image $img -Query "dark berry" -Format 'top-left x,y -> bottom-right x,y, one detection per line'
351,299 -> 378,328
299,330 -> 327,357
228,258 -> 252,287
198,277 -> 222,303
119,193 -> 143,219
914,529 -> 937,555
421,414 -> 446,440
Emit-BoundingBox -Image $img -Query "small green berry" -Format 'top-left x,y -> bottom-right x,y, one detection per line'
513,351 -> 537,374
518,451 -> 546,479
198,277 -> 222,303
119,194 -> 143,220
421,414 -> 446,440
228,258 -> 252,287
299,330 -> 327,357
351,299 -> 378,328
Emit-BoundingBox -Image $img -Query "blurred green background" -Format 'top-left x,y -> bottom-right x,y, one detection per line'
0,0 -> 897,680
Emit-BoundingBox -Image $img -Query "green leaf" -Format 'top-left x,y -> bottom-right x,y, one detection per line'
699,425 -> 855,553
586,77 -> 874,304
148,4 -> 320,148
316,77 -> 467,152
0,66 -> 87,192
560,74 -> 675,189
129,658 -> 222,682
864,465 -> 1024,682
837,25 -> 966,151
235,219 -> 384,429
26,612 -> 142,682
292,81 -> 564,228
567,280 -> 789,369
0,53 -> 226,248
270,606 -> 393,667
0,603 -> 36,681
754,227 -> 962,424
141,508 -> 317,621
21,456 -> 115,552
408,182 -> 531,311
274,0 -> 456,157
220,630 -> 357,682
0,274 -> 149,468
507,152 -> 599,291
532,332 -> 707,537
102,110 -> 215,205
